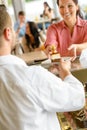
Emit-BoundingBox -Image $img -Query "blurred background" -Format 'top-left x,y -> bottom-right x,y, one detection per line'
1,0 -> 87,22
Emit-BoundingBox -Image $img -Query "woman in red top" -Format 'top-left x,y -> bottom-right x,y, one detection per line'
45,0 -> 87,58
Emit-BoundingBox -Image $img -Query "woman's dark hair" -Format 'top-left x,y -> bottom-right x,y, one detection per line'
43,2 -> 52,12
44,2 -> 50,7
25,21 -> 40,49
57,0 -> 84,19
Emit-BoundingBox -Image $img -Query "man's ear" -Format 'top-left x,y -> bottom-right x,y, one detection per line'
4,27 -> 11,41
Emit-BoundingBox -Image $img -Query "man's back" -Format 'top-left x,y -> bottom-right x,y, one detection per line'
0,55 -> 60,130
0,55 -> 85,130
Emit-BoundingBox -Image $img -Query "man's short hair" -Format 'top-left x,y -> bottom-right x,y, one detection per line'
0,4 -> 7,11
18,11 -> 25,16
0,10 -> 12,36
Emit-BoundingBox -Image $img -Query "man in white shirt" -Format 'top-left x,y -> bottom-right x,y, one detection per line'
0,10 -> 85,130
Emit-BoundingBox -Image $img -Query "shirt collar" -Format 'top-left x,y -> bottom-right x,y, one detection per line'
60,16 -> 84,32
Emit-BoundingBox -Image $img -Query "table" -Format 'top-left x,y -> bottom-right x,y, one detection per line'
35,18 -> 51,33
17,51 -> 87,84
17,50 -> 48,65
71,58 -> 87,84
17,51 -> 87,83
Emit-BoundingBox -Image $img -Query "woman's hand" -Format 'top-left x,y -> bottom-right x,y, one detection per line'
45,44 -> 57,57
68,44 -> 78,61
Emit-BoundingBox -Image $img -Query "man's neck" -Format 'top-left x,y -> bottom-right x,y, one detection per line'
0,46 -> 11,56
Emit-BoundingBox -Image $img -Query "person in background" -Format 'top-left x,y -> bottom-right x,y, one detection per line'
42,1 -> 54,19
38,2 -> 54,30
21,21 -> 45,53
14,11 -> 26,38
0,10 -> 85,130
45,0 -> 87,57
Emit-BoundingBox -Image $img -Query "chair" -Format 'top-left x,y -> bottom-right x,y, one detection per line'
11,43 -> 24,55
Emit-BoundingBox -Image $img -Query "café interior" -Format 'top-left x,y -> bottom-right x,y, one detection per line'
0,0 -> 87,130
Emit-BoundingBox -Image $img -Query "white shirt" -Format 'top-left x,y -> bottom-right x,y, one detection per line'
0,55 -> 85,130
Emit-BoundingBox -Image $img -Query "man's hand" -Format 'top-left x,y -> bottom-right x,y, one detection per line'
16,27 -> 20,35
58,58 -> 71,80
49,58 -> 71,80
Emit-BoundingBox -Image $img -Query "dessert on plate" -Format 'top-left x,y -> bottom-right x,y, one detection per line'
50,45 -> 61,62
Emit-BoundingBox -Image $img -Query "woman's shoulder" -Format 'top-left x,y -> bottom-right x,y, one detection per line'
77,17 -> 87,26
82,19 -> 87,26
